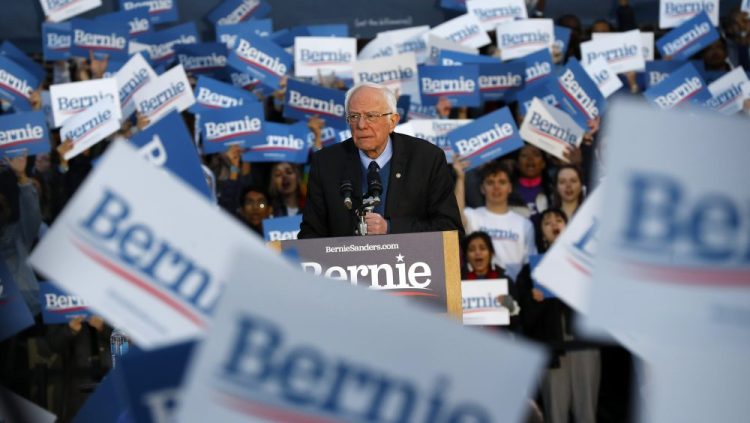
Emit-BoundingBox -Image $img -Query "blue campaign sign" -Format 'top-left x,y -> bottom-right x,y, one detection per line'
549,57 -> 605,129
119,341 -> 196,423
39,281 -> 91,324
644,62 -> 711,109
419,65 -> 481,107
200,103 -> 265,154
189,75 -> 258,114
175,43 -> 228,78
243,121 -> 310,163
0,55 -> 41,111
0,41 -> 46,83
305,24 -> 349,37
70,18 -> 130,61
656,11 -> 719,61
207,0 -> 271,26
216,19 -> 273,49
437,50 -> 498,66
96,9 -> 152,38
129,112 -> 212,199
0,262 -> 34,342
554,25 -> 572,57
408,101 -> 439,119
132,22 -> 199,66
263,214 -> 303,241
516,83 -> 559,116
283,78 -> 347,128
479,61 -> 525,102
529,254 -> 555,299
42,22 -> 72,62
0,111 -> 50,158
440,0 -> 467,12
397,94 -> 410,123
645,60 -> 690,88
447,107 -> 523,169
73,370 -> 131,423
227,32 -> 292,89
119,0 -> 179,24
516,48 -> 554,88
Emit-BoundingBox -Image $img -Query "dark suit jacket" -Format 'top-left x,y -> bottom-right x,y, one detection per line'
299,132 -> 464,238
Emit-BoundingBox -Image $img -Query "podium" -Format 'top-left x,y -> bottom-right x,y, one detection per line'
272,231 -> 462,319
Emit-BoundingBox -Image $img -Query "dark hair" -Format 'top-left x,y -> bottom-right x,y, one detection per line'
536,208 -> 568,252
239,184 -> 269,206
478,160 -> 512,184
462,231 -> 495,259
552,164 -> 586,208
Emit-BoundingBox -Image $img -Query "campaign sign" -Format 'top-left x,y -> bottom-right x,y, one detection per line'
282,78 -> 346,127
705,67 -> 749,115
200,103 -> 265,154
397,118 -> 472,162
39,281 -> 91,324
582,56 -> 624,98
407,101 -> 439,119
580,30 -> 645,74
0,56 -> 40,112
60,96 -> 122,160
176,245 -> 545,423
478,61 -> 525,102
659,0 -> 719,29
227,32 -> 292,90
551,57 -> 606,129
129,22 -> 199,66
96,9 -> 152,38
294,36 -> 357,79
496,18 -> 554,61
656,11 -> 719,61
429,12 -> 492,49
175,43 -> 228,77
529,254 -> 555,299
1,42 -> 46,84
353,53 -> 420,101
42,22 -> 72,62
520,97 -> 584,162
29,142 -> 287,349
70,18 -> 130,61
448,107 -> 522,169
51,77 -> 118,127
467,0 -> 527,31
518,48 -> 554,88
645,60 -> 692,88
419,64 -> 481,107
207,0 -> 272,26
39,0 -> 101,23
554,25 -> 572,58
0,112 -> 49,158
438,49 -> 498,66
376,25 -> 430,63
262,214 -> 302,241
516,82 -> 558,116
120,0 -> 178,24
425,33 -> 479,65
189,75 -> 257,114
216,19 -> 273,49
0,385 -> 57,423
462,279 -> 510,325
0,262 -> 34,342
129,112 -> 212,199
115,53 -> 157,120
243,121 -> 309,163
643,62 -> 710,110
592,31 -> 655,61
134,64 -> 195,127
587,98 -> 750,349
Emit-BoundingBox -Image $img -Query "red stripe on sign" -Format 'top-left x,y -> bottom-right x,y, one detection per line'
217,391 -> 341,423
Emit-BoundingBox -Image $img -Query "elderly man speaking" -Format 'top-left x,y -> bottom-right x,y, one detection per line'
299,82 -> 463,238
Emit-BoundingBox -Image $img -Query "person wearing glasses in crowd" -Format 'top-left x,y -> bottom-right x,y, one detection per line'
299,82 -> 463,238
237,185 -> 273,236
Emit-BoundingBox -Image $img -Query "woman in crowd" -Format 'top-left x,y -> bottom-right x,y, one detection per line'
552,165 -> 586,221
512,144 -> 551,220
268,162 -> 305,217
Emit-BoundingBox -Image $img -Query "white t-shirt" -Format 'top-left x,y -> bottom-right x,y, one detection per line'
464,207 -> 537,280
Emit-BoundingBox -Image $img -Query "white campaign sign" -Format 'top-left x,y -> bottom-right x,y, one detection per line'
115,53 -> 158,120
425,34 -> 478,65
175,248 -> 545,423
519,97 -> 584,162
353,53 -> 420,100
60,96 -> 121,161
397,118 -> 472,162
706,66 -> 748,115
134,64 -> 195,127
50,78 -> 119,128
29,142 -> 284,349
495,18 -> 554,61
294,36 -> 357,78
467,0 -> 528,31
659,0 -> 719,29
429,13 -> 492,49
582,57 -> 624,98
39,0 -> 101,23
593,31 -> 654,61
377,25 -> 431,63
462,279 -> 510,325
580,30 -> 645,74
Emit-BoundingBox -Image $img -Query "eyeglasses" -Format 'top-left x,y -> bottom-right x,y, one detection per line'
244,200 -> 267,209
346,112 -> 393,124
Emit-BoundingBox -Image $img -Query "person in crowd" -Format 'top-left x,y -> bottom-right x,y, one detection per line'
299,82 -> 463,238
268,162 -> 305,217
512,144 -> 551,220
552,165 -> 586,220
237,185 -> 273,236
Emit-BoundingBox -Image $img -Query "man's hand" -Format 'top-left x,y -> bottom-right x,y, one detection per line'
365,212 -> 388,235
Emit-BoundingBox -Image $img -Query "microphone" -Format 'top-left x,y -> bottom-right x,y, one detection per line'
367,166 -> 382,205
339,180 -> 353,209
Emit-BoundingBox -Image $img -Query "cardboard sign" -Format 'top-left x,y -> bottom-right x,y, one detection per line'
705,67 -> 749,115
516,82 -> 558,116
479,61 -> 525,101
243,121 -> 309,163
462,279 -> 510,325
96,9 -> 152,38
134,64 -> 195,127
656,11 -> 719,61
200,103 -> 265,154
425,33 -> 478,65
216,19 -> 273,49
119,0 -> 179,24
262,214 -> 302,241
643,62 -> 710,110
659,0 -> 719,29
397,118 -> 473,162
518,48 -> 554,87
467,0 -> 527,31
294,36 -> 357,78
496,18 -> 554,61
70,18 -> 130,61
419,64 -> 481,107
129,22 -> 199,66
353,53 -> 420,100
580,29 -> 645,74
175,42 -> 229,77
39,0 -> 101,23
282,78 -> 346,127
554,25 -> 572,58
42,22 -> 72,62
0,262 -> 34,342
207,0 -> 272,26
0,56 -> 40,111
582,56 -> 623,98
39,281 -> 91,324
129,111 -> 212,199
374,25 -> 430,63
51,77 -> 118,127
592,31 -> 655,61
429,12 -> 492,49
447,107 -> 522,169
189,75 -> 258,114
29,142 -> 286,349
227,32 -> 293,89
438,49 -> 498,66
115,53 -> 158,120
0,111 -> 50,158
550,57 -> 606,129
60,96 -> 121,160
519,97 -> 584,161
645,59 -> 691,88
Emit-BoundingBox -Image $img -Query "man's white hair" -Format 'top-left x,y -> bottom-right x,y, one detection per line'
344,82 -> 398,114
